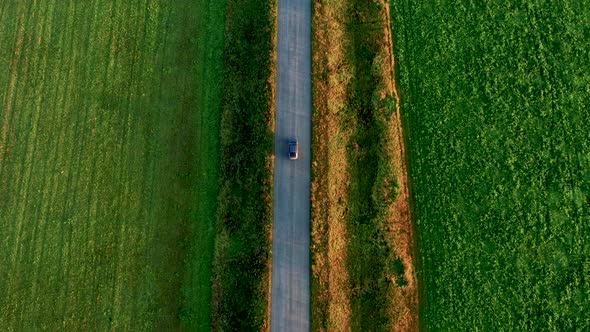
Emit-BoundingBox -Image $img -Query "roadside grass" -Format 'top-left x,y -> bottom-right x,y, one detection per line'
311,0 -> 418,330
0,1 -> 223,330
344,1 -> 407,329
390,0 -> 590,330
311,0 -> 354,329
211,0 -> 275,330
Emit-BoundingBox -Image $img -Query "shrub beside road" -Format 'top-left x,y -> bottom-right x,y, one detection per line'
211,0 -> 275,330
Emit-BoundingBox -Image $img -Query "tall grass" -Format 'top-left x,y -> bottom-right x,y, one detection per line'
311,0 -> 411,330
345,2 -> 404,328
211,0 -> 274,330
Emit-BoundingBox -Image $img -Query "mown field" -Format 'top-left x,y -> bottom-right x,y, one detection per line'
390,0 -> 590,330
0,1 -> 225,330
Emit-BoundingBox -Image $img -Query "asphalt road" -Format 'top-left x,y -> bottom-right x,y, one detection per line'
270,0 -> 311,331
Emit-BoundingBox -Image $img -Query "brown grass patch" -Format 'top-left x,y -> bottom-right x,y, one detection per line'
379,1 -> 419,330
311,0 -> 419,330
311,1 -> 353,331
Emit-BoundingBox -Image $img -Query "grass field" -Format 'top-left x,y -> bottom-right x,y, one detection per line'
390,0 -> 590,330
0,1 -> 224,330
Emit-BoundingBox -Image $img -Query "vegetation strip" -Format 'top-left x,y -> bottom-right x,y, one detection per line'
311,0 -> 353,329
211,0 -> 275,330
311,0 -> 419,330
390,0 -> 590,329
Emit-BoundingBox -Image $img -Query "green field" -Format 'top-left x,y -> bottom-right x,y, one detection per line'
390,0 -> 590,330
0,1 -> 224,330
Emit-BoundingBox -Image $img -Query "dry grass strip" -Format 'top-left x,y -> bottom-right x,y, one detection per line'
311,0 -> 353,331
380,1 -> 420,330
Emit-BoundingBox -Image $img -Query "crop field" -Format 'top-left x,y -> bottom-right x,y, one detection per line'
0,0 -> 224,330
390,0 -> 590,330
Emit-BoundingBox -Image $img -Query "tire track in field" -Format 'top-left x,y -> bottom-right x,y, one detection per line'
0,2 -> 27,166
132,4 -> 169,327
46,1 -> 92,321
0,0 -> 34,249
19,0 -> 74,324
141,5 -> 173,324
103,1 -> 139,326
4,2 -> 42,326
111,6 -> 146,327
104,48 -> 134,319
103,1 -> 136,327
74,1 -> 106,316
0,0 -> 14,223
0,2 -> 32,323
129,2 -> 174,321
119,0 -> 154,324
19,0 -> 61,323
120,1 -> 144,319
81,1 -> 114,324
39,1 -> 82,324
0,0 -> 11,167
105,0 -> 133,319
47,1 -> 91,325
139,3 -> 163,270
3,6 -> 63,324
137,0 -> 161,279
96,0 -> 129,326
147,4 -> 199,326
144,3 -> 203,326
33,1 -> 101,324
190,2 -> 221,327
60,1 -> 113,325
71,1 -> 106,324
0,2 -> 9,45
